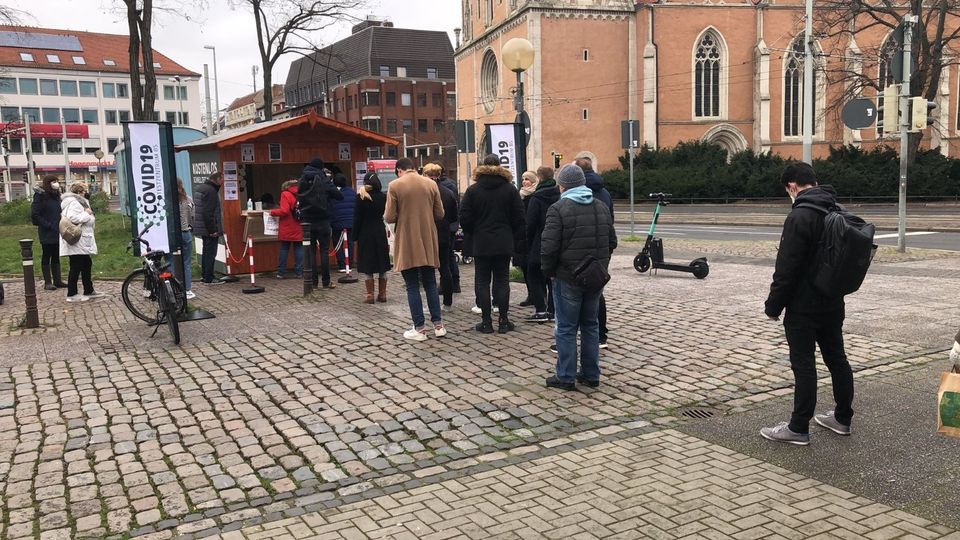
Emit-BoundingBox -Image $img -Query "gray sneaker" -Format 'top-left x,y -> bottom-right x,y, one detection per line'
814,411 -> 851,435
760,422 -> 810,446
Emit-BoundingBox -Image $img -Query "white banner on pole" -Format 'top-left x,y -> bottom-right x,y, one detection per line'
488,123 -> 519,182
128,123 -> 170,253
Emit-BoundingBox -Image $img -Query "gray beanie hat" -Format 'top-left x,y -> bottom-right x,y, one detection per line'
556,164 -> 585,188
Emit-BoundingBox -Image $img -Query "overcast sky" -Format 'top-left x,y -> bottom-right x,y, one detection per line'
9,0 -> 461,108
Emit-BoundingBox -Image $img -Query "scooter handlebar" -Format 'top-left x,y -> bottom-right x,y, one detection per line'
649,192 -> 672,201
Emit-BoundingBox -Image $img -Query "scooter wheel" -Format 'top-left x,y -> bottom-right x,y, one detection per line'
691,260 -> 709,279
634,253 -> 651,273
462,256 -> 474,265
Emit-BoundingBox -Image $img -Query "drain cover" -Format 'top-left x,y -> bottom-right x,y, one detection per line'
679,408 -> 716,419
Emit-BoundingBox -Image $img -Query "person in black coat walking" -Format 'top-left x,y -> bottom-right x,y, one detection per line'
425,163 -> 459,308
298,157 -> 343,288
524,167 -> 560,322
436,164 -> 462,292
31,175 -> 67,290
354,172 -> 391,303
460,154 -> 525,334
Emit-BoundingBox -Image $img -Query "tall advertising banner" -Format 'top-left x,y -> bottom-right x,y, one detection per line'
123,122 -> 180,256
485,123 -> 525,187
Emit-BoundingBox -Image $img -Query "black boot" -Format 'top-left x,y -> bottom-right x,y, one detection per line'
498,318 -> 515,334
51,262 -> 67,288
41,264 -> 56,291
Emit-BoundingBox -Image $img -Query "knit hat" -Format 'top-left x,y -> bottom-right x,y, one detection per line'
308,157 -> 324,169
556,164 -> 585,188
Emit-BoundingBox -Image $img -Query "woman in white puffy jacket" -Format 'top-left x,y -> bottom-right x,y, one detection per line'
60,182 -> 103,302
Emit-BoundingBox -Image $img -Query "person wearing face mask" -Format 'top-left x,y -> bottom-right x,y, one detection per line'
60,182 -> 103,302
761,162 -> 853,446
31,175 -> 67,290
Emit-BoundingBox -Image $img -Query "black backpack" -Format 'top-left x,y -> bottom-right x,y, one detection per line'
297,174 -> 329,218
797,202 -> 877,296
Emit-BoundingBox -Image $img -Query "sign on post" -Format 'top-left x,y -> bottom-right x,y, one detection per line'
122,122 -> 179,256
485,123 -> 525,186
621,120 -> 641,149
841,98 -> 878,130
454,119 -> 476,153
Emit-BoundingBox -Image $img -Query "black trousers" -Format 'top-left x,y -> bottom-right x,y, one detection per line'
309,221 -> 332,286
40,242 -> 58,267
448,233 -> 460,282
67,254 -> 93,297
784,308 -> 854,434
200,235 -> 219,283
438,242 -> 454,306
526,260 -> 553,314
474,255 -> 511,323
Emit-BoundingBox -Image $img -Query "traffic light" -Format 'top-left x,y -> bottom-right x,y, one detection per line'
909,97 -> 937,132
553,152 -> 562,169
880,85 -> 900,134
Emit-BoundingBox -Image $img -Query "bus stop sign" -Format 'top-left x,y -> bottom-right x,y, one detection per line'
841,98 -> 877,130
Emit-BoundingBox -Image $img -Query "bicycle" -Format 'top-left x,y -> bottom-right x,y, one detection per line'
120,224 -> 186,344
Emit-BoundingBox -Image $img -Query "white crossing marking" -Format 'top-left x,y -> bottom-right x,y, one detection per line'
873,232 -> 939,239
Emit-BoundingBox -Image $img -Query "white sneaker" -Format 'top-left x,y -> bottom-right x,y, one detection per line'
66,295 -> 89,303
185,291 -> 196,300
403,327 -> 428,341
434,324 -> 447,338
85,292 -> 106,299
471,305 -> 499,314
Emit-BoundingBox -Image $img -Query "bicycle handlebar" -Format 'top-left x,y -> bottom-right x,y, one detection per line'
127,223 -> 154,253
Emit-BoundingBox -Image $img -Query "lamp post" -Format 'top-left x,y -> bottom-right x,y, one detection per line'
501,38 -> 535,177
94,149 -> 104,193
169,76 -> 192,126
203,45 -> 221,133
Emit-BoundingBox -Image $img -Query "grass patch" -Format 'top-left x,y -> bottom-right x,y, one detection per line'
621,235 -> 645,243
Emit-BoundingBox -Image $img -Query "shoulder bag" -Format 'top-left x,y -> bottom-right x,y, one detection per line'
572,202 -> 611,293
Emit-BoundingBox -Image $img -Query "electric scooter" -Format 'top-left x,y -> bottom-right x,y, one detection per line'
633,192 -> 710,279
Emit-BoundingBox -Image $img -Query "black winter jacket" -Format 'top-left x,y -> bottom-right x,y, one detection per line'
436,182 -> 459,249
541,191 -> 618,283
192,181 -> 223,237
439,175 -> 460,230
32,188 -> 62,244
297,165 -> 343,223
459,165 -> 525,257
584,168 -> 614,219
525,179 -> 560,265
765,185 -> 845,317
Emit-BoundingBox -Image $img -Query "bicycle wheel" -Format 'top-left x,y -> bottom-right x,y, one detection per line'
122,269 -> 159,324
161,280 -> 181,345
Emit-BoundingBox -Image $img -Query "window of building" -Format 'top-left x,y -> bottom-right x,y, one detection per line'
40,79 -> 59,96
694,30 -> 722,118
60,80 -> 79,96
102,83 -> 116,98
79,81 -> 97,97
45,138 -> 62,154
401,93 -> 412,106
431,93 -> 441,108
163,85 -> 176,100
151,111 -> 160,121
480,49 -> 499,114
386,92 -> 396,106
386,119 -> 398,133
19,78 -> 37,95
879,36 -> 898,135
180,112 -> 189,125
347,95 -> 354,110
433,119 -> 444,133
21,107 -> 40,122
367,147 -> 382,159
362,119 -> 381,132
485,0 -> 493,25
336,75 -> 342,85
19,52 -> 33,62
1,106 -> 18,122
0,77 -> 15,94
166,111 -> 178,124
105,110 -> 118,124
42,108 -> 60,123
103,59 -> 116,66
153,62 -> 161,69
379,65 -> 390,77
72,56 -> 86,65
396,67 -> 407,78
67,139 -> 83,154
417,93 -> 427,107
269,143 -> 282,162
31,137 -> 43,154
583,49 -> 590,62
107,138 -> 119,153
427,67 -> 438,80
387,146 -> 397,158
177,86 -> 187,100
402,119 -> 412,133
118,110 -> 130,123
81,109 -> 98,124
783,35 -> 817,137
46,54 -> 60,63
62,108 -> 80,124
418,119 -> 428,132
117,83 -> 129,98
582,108 -> 589,120
7,138 -> 22,153
447,94 -> 456,110
363,91 -> 380,106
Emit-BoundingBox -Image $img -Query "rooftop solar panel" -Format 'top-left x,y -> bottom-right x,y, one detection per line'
0,31 -> 83,52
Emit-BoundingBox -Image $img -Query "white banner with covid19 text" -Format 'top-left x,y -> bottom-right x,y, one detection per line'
487,123 -> 521,184
128,123 -> 170,254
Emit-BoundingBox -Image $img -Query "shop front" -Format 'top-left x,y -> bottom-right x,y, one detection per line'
176,111 -> 398,275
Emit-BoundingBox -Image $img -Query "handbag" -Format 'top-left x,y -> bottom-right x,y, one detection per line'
937,365 -> 960,438
571,203 -> 611,293
59,216 -> 82,245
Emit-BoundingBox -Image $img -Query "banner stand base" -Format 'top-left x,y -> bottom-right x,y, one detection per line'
178,309 -> 216,322
242,286 -> 265,294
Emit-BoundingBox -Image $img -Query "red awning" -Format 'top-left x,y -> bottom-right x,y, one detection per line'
1,123 -> 90,139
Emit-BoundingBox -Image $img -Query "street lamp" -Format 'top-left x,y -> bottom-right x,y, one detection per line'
94,149 -> 104,193
203,45 -> 221,132
169,76 -> 193,126
501,38 -> 535,176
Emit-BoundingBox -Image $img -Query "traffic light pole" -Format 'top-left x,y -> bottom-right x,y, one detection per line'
897,16 -> 915,254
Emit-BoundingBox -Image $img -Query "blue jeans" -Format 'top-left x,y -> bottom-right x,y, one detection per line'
401,266 -> 442,329
180,231 -> 193,291
277,241 -> 303,276
553,278 -> 602,384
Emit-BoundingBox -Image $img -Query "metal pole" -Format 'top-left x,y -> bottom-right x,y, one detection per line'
801,0 -> 814,164
897,16 -> 914,254
19,239 -> 40,329
629,121 -> 636,237
203,64 -> 214,136
62,123 -> 70,183
24,116 -> 35,186
3,138 -> 11,202
208,46 -> 221,133
514,70 -> 528,179
301,222 -> 314,296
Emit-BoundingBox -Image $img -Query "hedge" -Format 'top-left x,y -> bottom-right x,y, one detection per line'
602,141 -> 960,201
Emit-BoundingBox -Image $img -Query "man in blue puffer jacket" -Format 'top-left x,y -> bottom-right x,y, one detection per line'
577,156 -> 614,349
331,173 -> 356,271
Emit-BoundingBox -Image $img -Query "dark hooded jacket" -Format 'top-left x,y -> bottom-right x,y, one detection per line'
765,185 -> 845,317
525,179 -> 560,265
193,180 -> 223,236
583,168 -> 614,219
438,174 -> 460,231
436,182 -> 459,249
541,187 -> 617,283
297,162 -> 342,223
459,165 -> 525,258
32,186 -> 62,245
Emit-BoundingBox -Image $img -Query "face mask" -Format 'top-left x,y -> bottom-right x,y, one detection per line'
50,182 -> 60,190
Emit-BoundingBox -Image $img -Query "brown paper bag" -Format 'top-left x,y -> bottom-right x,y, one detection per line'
937,369 -> 960,438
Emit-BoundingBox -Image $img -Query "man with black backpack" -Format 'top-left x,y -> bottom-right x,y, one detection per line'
298,158 -> 343,289
762,162 -> 875,446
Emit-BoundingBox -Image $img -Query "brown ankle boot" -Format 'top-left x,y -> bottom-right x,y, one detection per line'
364,279 -> 375,304
377,278 -> 387,303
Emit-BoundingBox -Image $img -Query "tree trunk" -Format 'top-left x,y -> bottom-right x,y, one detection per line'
126,1 -> 144,120
140,0 -> 158,121
262,63 -> 273,121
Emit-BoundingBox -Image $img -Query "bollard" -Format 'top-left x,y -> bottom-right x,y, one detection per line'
19,239 -> 40,329
241,235 -> 265,294
337,229 -> 359,284
301,222 -> 314,296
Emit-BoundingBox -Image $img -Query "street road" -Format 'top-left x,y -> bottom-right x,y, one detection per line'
616,223 -> 960,251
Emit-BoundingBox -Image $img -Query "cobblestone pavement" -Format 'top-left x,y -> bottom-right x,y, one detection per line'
0,247 -> 958,539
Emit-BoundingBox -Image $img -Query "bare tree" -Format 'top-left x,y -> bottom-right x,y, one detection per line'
232,0 -> 365,121
816,1 -> 960,163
